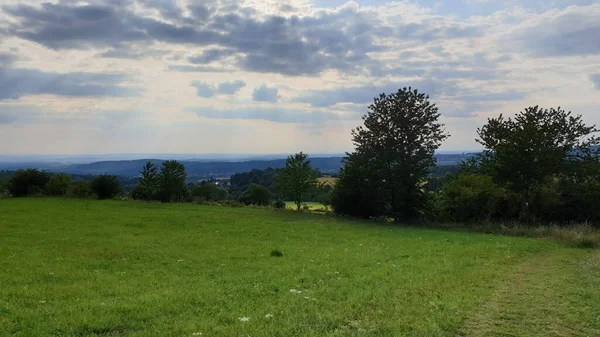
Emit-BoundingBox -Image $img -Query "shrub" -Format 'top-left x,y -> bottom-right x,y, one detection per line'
46,174 -> 72,196
239,184 -> 271,206
435,173 -> 511,222
218,199 -> 245,208
90,175 -> 122,200
192,184 -> 229,201
68,180 -> 92,198
273,199 -> 286,209
270,249 -> 284,257
9,169 -> 51,197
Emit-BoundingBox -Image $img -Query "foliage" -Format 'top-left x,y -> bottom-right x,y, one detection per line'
239,183 -> 271,206
191,184 -> 229,201
334,87 -> 449,221
68,180 -> 92,198
435,173 -> 513,222
275,152 -> 317,211
90,175 -> 122,200
475,106 -> 600,203
8,168 -> 51,197
157,160 -> 188,202
134,161 -> 159,200
46,173 -> 72,196
270,249 -> 284,257
230,168 -> 282,193
0,176 -> 10,196
272,199 -> 286,209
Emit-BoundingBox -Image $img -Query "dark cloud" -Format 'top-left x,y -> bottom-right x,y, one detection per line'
252,85 -> 279,102
191,81 -> 215,98
2,1 -> 486,77
517,9 -> 600,57
189,106 -> 359,124
0,67 -> 142,100
0,53 -> 16,67
218,80 -> 246,95
590,74 -> 600,90
188,48 -> 235,64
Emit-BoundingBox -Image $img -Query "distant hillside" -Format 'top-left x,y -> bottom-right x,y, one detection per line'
0,153 -> 476,180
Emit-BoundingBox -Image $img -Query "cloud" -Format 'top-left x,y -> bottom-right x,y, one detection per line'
191,80 -> 246,97
191,81 -> 215,98
515,5 -> 600,57
218,80 -> 246,95
99,45 -> 169,59
590,74 -> 600,90
0,53 -> 16,67
190,106 -> 359,124
168,65 -> 230,73
0,67 -> 142,100
1,1 -> 486,77
252,85 -> 279,102
188,49 -> 236,64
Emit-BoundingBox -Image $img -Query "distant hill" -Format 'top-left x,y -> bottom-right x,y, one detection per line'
0,153 -> 476,181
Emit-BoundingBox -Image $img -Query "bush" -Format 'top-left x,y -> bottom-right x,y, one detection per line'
218,199 -> 245,208
435,173 -> 511,222
9,169 -> 51,197
68,180 -> 92,198
273,199 -> 286,209
331,164 -> 385,219
191,184 -> 229,201
90,175 -> 122,200
239,184 -> 271,206
46,174 -> 72,196
270,249 -> 284,257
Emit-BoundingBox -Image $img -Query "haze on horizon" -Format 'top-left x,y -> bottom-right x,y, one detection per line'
0,0 -> 598,155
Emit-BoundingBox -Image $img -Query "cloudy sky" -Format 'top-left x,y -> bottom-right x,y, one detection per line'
0,0 -> 598,155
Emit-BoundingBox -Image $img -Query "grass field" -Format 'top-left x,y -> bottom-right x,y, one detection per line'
1,198 -> 599,337
284,201 -> 328,211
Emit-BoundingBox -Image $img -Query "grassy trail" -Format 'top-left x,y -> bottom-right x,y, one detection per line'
462,249 -> 600,336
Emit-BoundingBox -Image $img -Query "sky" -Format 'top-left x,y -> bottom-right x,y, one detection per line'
0,0 -> 598,155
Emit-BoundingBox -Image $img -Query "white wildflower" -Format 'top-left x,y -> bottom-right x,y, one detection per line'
290,289 -> 298,294
304,296 -> 310,300
239,317 -> 250,322
39,301 -> 46,303
192,333 -> 203,336
265,313 -> 273,318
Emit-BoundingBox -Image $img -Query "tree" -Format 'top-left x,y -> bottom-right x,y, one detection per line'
275,152 -> 317,211
158,160 -> 187,202
68,180 -> 92,198
475,106 -> 600,209
191,184 -> 229,201
90,175 -> 122,200
135,161 -> 159,200
46,174 -> 72,196
9,169 -> 51,197
239,184 -> 271,206
334,87 -> 449,221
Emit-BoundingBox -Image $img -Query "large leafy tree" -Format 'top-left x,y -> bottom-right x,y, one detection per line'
9,169 -> 51,197
475,106 -> 600,203
90,175 -> 122,200
46,173 -> 72,196
158,160 -> 187,202
275,152 -> 317,211
135,161 -> 159,200
333,87 -> 448,221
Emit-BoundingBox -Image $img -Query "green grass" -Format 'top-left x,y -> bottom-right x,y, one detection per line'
0,198 -> 598,337
284,201 -> 327,211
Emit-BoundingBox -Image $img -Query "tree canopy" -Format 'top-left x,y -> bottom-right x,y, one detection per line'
275,152 -> 317,211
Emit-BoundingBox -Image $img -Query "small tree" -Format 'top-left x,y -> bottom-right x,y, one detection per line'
192,184 -> 229,201
158,160 -> 187,202
46,173 -> 72,196
136,161 -> 159,200
91,175 -> 122,200
334,87 -> 449,221
68,180 -> 92,198
9,169 -> 51,197
239,184 -> 271,206
275,152 -> 317,211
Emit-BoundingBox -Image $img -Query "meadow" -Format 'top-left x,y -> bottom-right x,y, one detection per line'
0,198 -> 598,337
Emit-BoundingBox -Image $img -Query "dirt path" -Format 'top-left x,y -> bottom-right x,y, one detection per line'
461,248 -> 600,337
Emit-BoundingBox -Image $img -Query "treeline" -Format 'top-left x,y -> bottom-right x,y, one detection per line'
329,88 -> 600,227
4,87 -> 600,228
